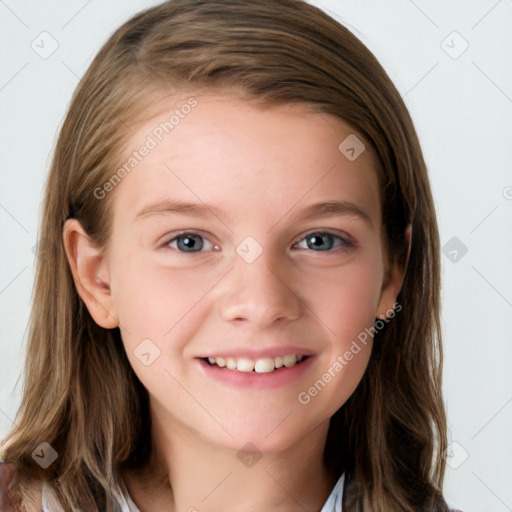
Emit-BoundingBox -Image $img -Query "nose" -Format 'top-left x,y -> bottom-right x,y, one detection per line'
218,249 -> 302,328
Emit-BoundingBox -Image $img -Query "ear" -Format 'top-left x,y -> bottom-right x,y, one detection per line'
375,223 -> 412,319
62,218 -> 119,329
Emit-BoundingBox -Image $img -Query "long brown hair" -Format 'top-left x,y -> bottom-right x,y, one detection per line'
1,1 -> 449,510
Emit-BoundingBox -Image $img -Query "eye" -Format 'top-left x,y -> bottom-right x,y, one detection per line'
293,231 -> 355,252
161,230 -> 354,254
163,232 -> 218,253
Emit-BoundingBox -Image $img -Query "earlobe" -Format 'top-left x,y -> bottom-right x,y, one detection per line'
62,219 -> 119,329
403,223 -> 412,273
376,223 -> 412,320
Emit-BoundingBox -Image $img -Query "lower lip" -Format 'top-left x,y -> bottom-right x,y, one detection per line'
196,356 -> 315,389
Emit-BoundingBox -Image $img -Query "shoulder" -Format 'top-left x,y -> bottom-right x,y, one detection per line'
0,461 -> 20,511
0,461 -> 43,512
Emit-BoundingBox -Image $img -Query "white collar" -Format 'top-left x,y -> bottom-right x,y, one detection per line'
120,472 -> 345,512
43,472 -> 345,512
319,472 -> 345,512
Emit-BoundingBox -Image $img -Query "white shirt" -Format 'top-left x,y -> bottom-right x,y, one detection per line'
42,472 -> 346,512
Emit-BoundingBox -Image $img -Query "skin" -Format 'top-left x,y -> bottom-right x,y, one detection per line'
63,94 -> 409,512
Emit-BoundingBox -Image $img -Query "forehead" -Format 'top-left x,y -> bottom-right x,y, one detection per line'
111,94 -> 382,227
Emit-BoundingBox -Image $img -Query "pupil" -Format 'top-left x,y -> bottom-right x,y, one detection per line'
178,234 -> 203,252
308,233 -> 333,251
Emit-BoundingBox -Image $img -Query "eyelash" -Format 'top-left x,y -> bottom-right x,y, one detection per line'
161,230 -> 355,254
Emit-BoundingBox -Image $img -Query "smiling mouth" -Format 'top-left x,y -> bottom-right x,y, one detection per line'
202,354 -> 308,373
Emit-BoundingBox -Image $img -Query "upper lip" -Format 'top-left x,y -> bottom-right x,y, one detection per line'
197,346 -> 316,360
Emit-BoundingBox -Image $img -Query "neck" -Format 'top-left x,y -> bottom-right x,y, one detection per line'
123,402 -> 339,512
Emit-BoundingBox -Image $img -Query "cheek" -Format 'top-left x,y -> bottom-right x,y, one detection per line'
109,253 -> 220,399
296,262 -> 379,416
310,253 -> 383,341
305,253 -> 382,403
109,250 -> 221,350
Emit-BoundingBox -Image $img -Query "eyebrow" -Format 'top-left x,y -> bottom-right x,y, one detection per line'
287,200 -> 373,228
134,198 -> 373,228
135,199 -> 228,221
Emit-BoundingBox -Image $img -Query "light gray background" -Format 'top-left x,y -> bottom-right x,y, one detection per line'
1,1 -> 511,510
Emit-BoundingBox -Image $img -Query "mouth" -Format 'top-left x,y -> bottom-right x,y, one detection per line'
201,354 -> 309,373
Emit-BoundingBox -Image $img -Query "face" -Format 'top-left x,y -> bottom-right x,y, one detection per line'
81,94 -> 402,453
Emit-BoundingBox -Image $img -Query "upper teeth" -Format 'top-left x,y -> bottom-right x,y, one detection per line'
206,354 -> 305,373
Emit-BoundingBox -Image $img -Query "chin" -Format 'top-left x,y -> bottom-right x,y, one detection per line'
207,420 -> 316,456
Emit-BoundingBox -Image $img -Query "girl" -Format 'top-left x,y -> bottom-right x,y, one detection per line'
0,0 -> 463,511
